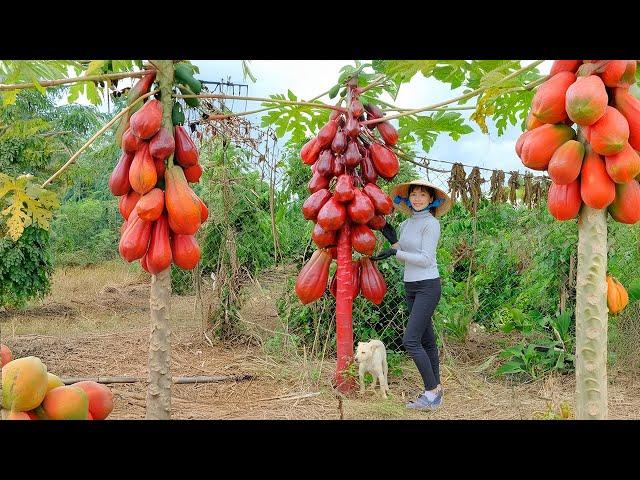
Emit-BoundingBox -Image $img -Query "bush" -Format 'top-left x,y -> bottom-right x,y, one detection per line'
0,226 -> 53,308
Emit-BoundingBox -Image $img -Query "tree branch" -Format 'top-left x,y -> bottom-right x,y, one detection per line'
41,89 -> 158,188
0,69 -> 156,92
174,93 -> 347,112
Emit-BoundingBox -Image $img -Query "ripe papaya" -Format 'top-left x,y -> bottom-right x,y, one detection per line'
312,222 -> 337,248
109,152 -> 134,196
548,140 -> 584,185
550,60 -> 582,76
149,127 -> 175,161
601,60 -> 636,88
301,137 -> 322,165
182,163 -> 202,183
565,75 -> 608,126
608,180 -> 640,224
129,143 -> 157,195
71,381 -> 114,420
41,386 -> 89,420
367,215 -> 386,231
171,234 -> 201,270
361,152 -> 378,184
316,120 -> 338,148
547,179 -> 582,221
130,99 -> 163,140
154,157 -> 166,179
613,88 -> 640,151
351,224 -> 376,256
347,188 -> 375,224
303,189 -> 332,221
331,129 -> 347,154
344,141 -> 362,168
119,209 -> 152,262
316,149 -> 335,177
360,257 -> 387,305
363,183 -> 393,215
295,249 -> 332,305
1,356 -> 48,412
377,121 -> 398,145
174,126 -> 199,167
607,275 -> 629,314
165,165 -> 201,235
146,214 -> 172,274
589,106 -> 630,155
519,124 -> 575,170
526,110 -> 544,130
369,143 -> 399,179
531,71 -> 575,124
345,113 -> 360,138
118,190 -> 141,220
334,174 -> 355,203
136,188 -> 165,222
605,143 -> 640,183
316,197 -> 347,232
580,147 -> 616,209
122,128 -> 143,154
308,171 -> 330,193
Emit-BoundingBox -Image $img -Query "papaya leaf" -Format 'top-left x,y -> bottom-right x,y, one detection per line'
372,60 -> 438,84
85,60 -> 107,76
398,112 -> 474,153
260,91 -> 330,143
0,173 -> 60,241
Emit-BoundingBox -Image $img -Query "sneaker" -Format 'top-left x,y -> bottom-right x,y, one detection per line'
406,390 -> 443,410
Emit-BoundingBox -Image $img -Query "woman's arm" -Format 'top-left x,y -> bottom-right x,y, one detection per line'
395,220 -> 440,268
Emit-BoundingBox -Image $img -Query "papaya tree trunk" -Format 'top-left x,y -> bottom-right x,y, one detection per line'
334,221 -> 355,393
146,60 -> 174,420
575,205 -> 608,419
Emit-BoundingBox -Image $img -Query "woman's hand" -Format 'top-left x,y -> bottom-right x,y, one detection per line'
380,223 -> 398,245
370,248 -> 397,261
391,242 -> 399,249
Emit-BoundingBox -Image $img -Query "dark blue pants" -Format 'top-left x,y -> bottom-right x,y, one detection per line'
403,278 -> 442,391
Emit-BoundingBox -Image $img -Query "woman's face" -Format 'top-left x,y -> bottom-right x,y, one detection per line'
409,187 -> 433,211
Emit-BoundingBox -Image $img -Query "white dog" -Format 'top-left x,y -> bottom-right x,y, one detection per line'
354,339 -> 389,399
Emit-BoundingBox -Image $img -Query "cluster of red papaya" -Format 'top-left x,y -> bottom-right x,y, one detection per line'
109,66 -> 208,274
517,60 -> 640,223
295,83 -> 401,306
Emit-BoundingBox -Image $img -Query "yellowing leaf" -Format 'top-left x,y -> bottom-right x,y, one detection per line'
0,173 -> 59,241
85,60 -> 106,76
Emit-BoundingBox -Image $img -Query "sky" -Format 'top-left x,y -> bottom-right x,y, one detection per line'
190,60 -> 553,186
78,60 -> 553,190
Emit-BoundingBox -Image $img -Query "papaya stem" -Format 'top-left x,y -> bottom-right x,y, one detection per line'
0,69 -> 156,92
361,60 -> 545,126
41,89 -> 158,188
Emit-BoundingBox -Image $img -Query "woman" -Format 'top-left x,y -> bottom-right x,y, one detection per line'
371,178 -> 452,410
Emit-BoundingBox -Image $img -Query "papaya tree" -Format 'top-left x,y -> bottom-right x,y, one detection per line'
515,60 -> 640,419
252,60 -> 547,394
0,60 -> 194,419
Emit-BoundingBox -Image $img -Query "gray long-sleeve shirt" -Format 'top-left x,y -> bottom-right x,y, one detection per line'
395,209 -> 441,281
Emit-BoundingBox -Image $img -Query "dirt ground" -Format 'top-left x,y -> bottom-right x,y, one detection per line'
2,261 -> 640,420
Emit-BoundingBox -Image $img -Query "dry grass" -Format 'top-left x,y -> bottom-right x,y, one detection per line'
3,261 -> 640,420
